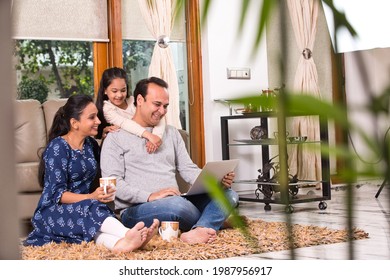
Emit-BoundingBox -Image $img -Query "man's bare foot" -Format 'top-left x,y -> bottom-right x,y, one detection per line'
112,222 -> 147,253
180,227 -> 217,244
141,219 -> 160,248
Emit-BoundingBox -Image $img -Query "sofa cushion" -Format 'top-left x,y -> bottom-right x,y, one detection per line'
177,129 -> 190,192
15,162 -> 40,192
18,193 -> 41,220
14,99 -> 46,163
42,98 -> 68,136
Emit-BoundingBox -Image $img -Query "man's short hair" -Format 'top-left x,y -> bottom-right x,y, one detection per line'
133,77 -> 168,106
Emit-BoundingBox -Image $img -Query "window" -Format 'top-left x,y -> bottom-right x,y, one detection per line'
14,40 -> 93,102
12,0 -> 204,165
122,40 -> 189,130
121,0 -> 189,130
12,0 -> 107,102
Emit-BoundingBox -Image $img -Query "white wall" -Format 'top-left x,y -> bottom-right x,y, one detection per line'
200,0 -> 390,183
200,0 -> 269,186
200,0 -> 337,187
345,48 -> 390,174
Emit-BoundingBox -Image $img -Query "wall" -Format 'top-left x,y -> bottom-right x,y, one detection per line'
200,0 -> 269,188
200,0 -> 335,189
345,48 -> 390,175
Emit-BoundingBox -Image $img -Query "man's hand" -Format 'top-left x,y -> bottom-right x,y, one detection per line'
147,187 -> 181,202
221,172 -> 235,188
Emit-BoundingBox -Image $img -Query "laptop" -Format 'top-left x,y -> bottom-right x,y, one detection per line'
182,159 -> 240,196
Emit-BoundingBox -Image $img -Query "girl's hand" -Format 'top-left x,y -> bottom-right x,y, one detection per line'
142,131 -> 162,153
103,125 -> 120,139
145,141 -> 158,153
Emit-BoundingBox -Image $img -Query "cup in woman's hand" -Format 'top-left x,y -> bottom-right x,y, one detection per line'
100,177 -> 116,201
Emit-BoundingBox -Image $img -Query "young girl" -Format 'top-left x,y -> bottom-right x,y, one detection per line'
24,94 -> 158,253
95,67 -> 165,153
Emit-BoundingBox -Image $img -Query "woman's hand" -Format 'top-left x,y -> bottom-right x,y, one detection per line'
60,185 -> 116,204
221,172 -> 235,188
91,185 -> 116,203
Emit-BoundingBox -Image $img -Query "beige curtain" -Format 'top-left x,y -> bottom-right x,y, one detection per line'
122,0 -> 185,41
286,0 -> 321,183
137,0 -> 182,129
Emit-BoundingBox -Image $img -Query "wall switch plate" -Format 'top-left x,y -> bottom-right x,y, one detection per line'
227,67 -> 251,79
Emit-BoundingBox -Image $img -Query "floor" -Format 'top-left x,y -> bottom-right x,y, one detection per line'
231,179 -> 390,260
18,179 -> 389,261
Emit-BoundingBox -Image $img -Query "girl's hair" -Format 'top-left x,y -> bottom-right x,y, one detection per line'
95,67 -> 129,139
38,94 -> 94,187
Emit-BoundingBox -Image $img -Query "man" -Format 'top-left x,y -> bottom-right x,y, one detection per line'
101,77 -> 238,244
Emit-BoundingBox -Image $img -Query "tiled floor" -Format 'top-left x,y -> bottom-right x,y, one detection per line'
231,180 -> 390,259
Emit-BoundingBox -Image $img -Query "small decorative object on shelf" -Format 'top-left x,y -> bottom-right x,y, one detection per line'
261,89 -> 275,111
260,84 -> 285,112
244,103 -> 258,113
287,136 -> 307,143
250,125 -> 268,140
256,155 -> 299,199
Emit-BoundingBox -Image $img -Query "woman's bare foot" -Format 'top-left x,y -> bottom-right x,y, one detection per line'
112,222 -> 147,253
141,219 -> 160,248
180,227 -> 217,244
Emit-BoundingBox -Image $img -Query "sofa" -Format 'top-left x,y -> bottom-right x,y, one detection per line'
14,98 -> 68,233
14,98 -> 189,234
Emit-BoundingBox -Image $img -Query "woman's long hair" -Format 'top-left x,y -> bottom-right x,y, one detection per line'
38,94 -> 94,187
95,67 -> 129,139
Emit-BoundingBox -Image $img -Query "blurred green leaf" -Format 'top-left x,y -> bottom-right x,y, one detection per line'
202,173 -> 259,249
253,0 -> 275,57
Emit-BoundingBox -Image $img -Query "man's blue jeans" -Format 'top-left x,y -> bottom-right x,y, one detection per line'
120,189 -> 239,231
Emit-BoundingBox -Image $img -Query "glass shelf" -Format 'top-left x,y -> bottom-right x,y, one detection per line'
229,139 -> 320,146
234,179 -> 323,186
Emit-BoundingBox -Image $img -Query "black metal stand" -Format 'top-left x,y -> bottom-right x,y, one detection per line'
375,179 -> 386,198
220,112 -> 331,212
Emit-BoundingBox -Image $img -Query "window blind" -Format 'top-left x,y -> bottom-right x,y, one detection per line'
12,0 -> 108,42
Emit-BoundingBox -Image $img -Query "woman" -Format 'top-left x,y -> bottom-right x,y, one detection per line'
95,67 -> 165,153
24,94 -> 158,253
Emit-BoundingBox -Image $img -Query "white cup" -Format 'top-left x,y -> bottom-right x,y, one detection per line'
99,177 -> 116,201
158,221 -> 180,242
